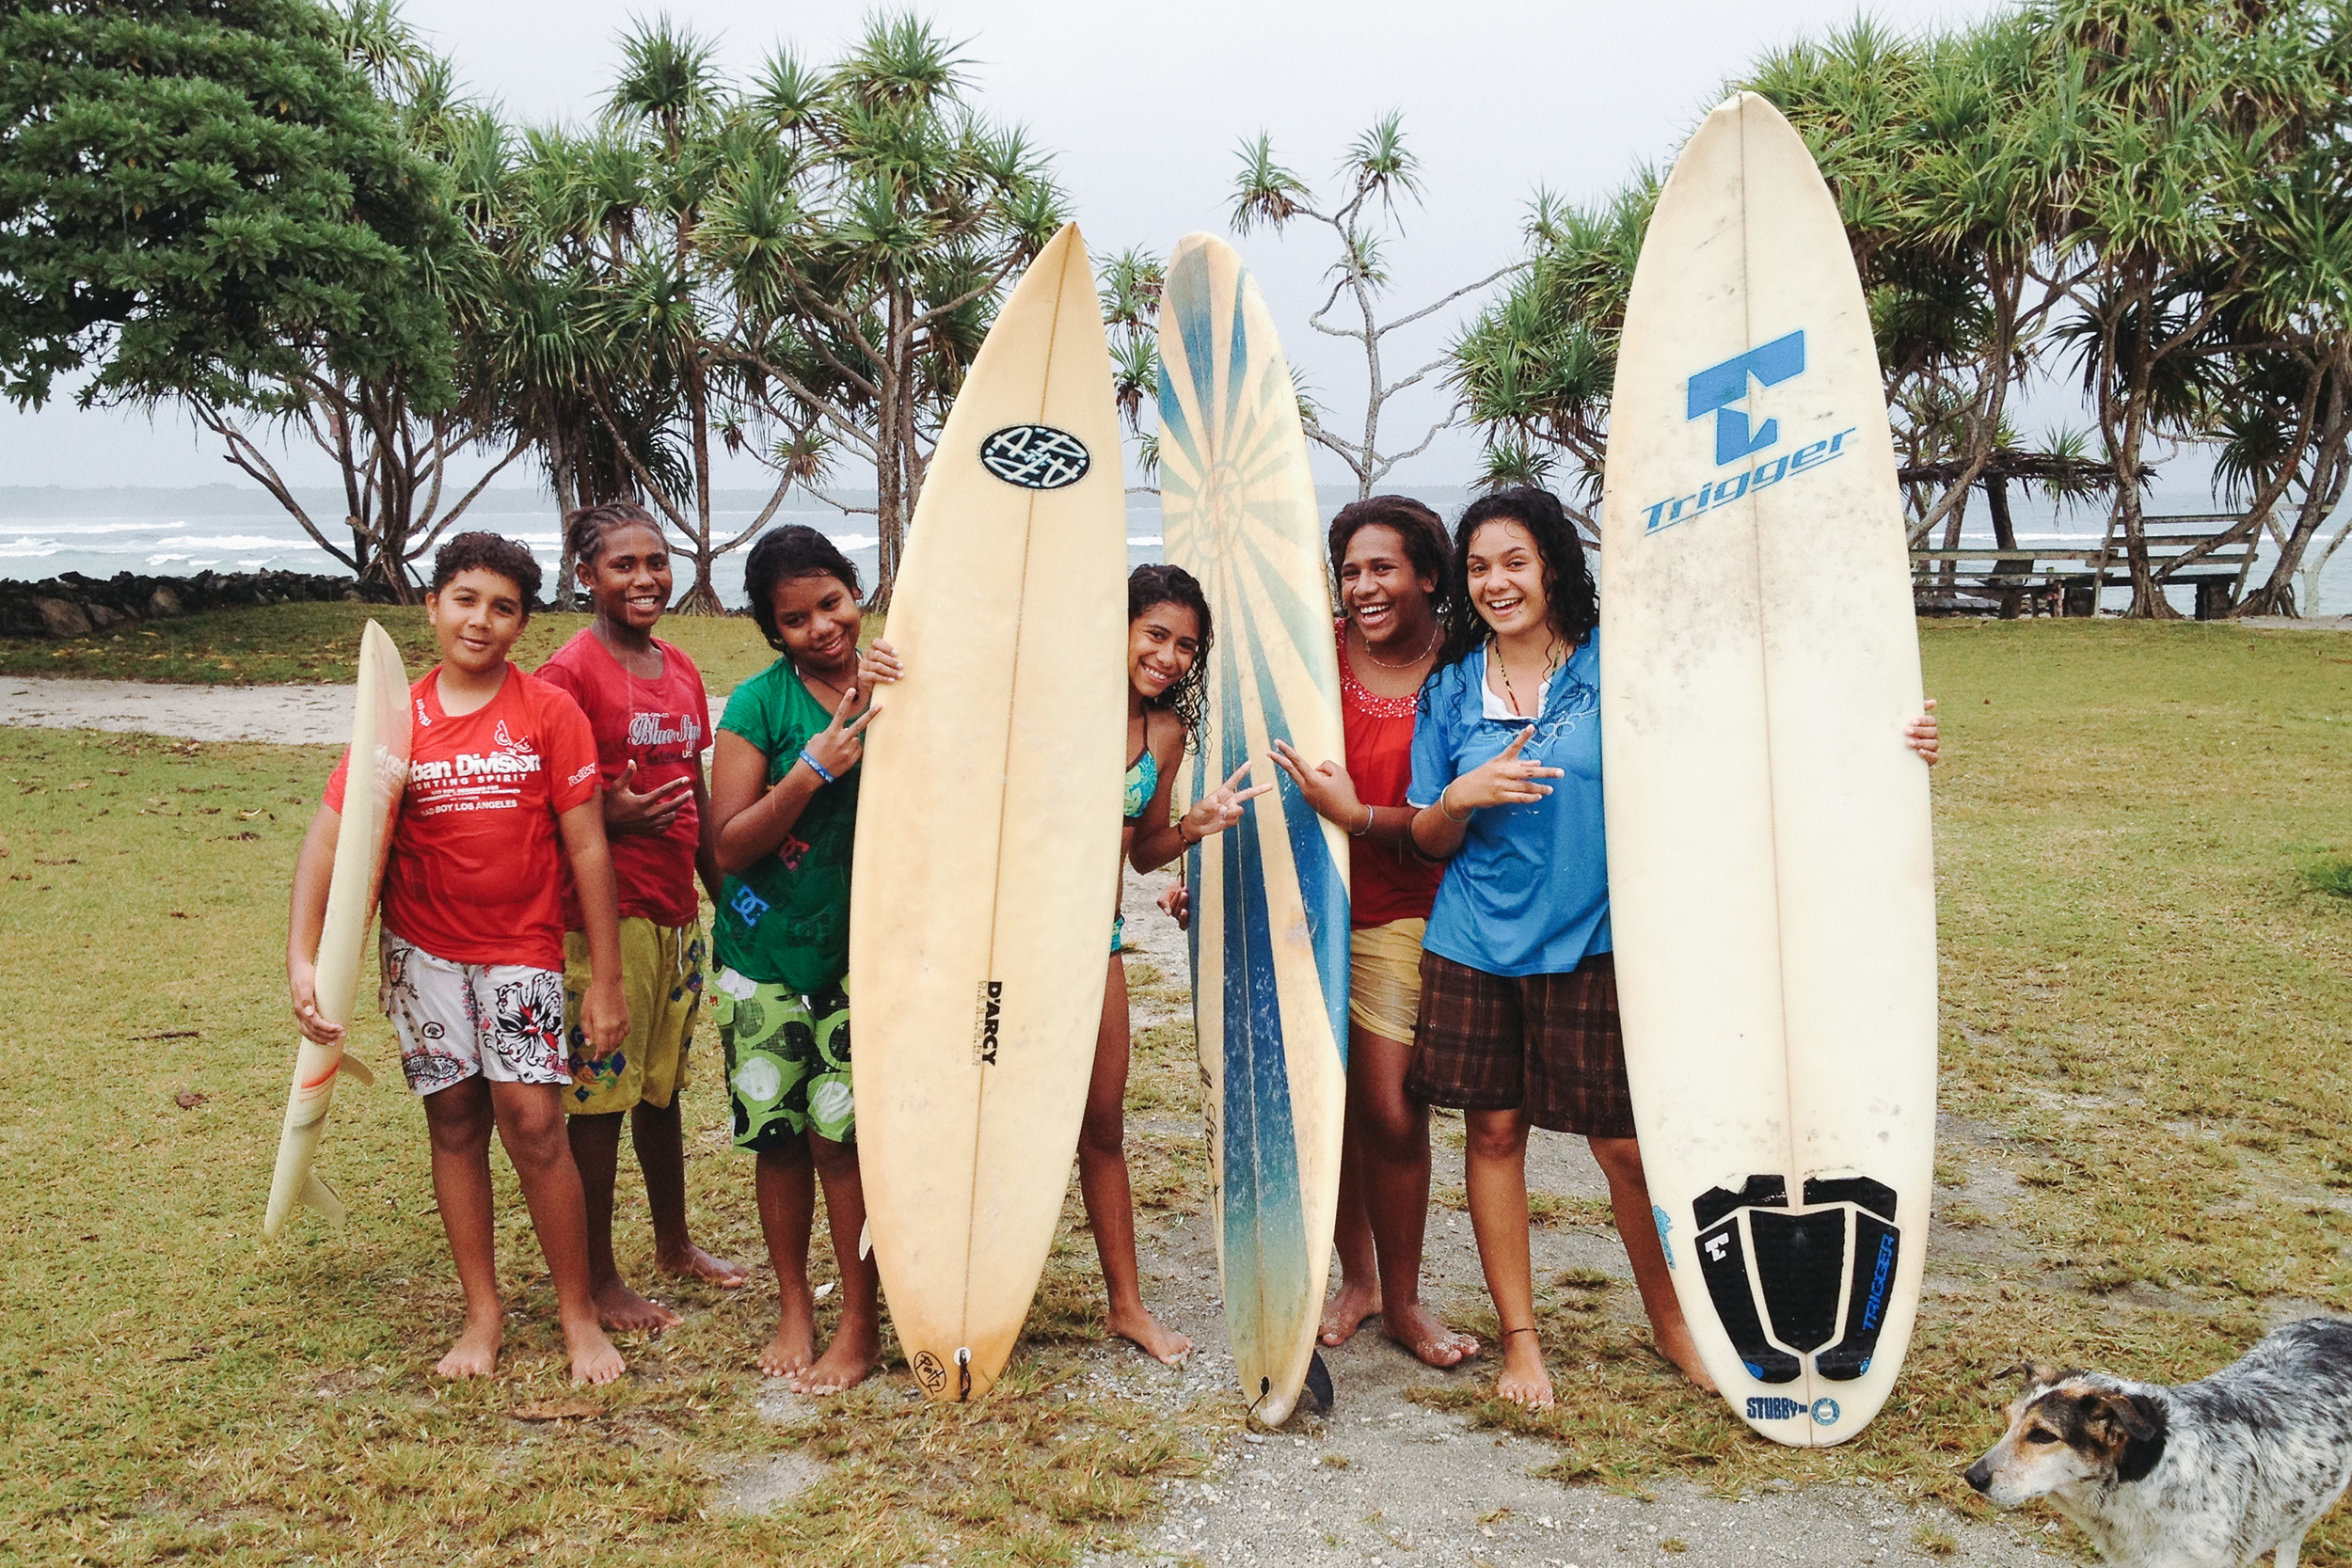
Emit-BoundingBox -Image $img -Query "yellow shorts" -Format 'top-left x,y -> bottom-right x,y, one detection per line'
1348,918 -> 1427,1043
562,918 -> 707,1114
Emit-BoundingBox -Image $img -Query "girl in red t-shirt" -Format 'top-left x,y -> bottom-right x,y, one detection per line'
536,501 -> 749,1338
1266,497 -> 1479,1368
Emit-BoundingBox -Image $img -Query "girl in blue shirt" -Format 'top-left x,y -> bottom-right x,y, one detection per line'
1405,487 -> 1937,1409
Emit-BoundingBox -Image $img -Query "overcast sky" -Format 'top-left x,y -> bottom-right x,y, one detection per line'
0,0 -> 2010,494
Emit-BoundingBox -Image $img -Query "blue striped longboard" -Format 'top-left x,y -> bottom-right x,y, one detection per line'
1156,232 -> 1349,1426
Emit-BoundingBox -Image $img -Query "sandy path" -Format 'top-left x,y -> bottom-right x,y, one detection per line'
3,674 -> 2060,1567
0,676 -> 352,744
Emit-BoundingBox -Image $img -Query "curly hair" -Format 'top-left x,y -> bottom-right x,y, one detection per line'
1431,486 -> 1598,673
1327,495 -> 1452,612
1128,562 -> 1213,743
564,499 -> 664,570
431,531 -> 543,609
742,525 -> 862,654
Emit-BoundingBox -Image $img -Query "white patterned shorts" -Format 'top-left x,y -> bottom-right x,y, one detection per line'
379,930 -> 569,1097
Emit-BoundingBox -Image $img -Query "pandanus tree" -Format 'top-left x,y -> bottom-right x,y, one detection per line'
1229,116 -> 1525,501
1097,245 -> 1167,478
570,18 -> 811,614
1448,180 -> 1653,531
700,13 -> 1066,610
486,123 -> 697,608
1747,15 -> 2094,548
2211,135 -> 2352,615
1452,0 -> 2352,615
2035,0 -> 2286,616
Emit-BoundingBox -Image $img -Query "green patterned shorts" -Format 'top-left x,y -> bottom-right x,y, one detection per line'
708,966 -> 853,1150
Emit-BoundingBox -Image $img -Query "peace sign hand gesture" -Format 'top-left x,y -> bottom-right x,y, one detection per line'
1447,726 -> 1564,812
801,686 -> 880,784
1177,760 -> 1275,844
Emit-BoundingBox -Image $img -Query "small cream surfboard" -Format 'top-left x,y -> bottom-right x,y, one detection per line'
1157,232 -> 1349,1427
1601,92 -> 1937,1446
850,223 -> 1128,1402
263,619 -> 409,1237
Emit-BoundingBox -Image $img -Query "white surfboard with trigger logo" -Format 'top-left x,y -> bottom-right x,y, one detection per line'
1600,92 -> 1937,1447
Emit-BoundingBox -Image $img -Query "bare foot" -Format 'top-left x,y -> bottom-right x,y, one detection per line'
758,1281 -> 817,1380
793,1318 -> 882,1395
1651,1322 -> 1719,1393
1382,1300 -> 1480,1369
564,1319 -> 627,1386
1318,1277 -> 1381,1348
435,1307 -> 503,1379
593,1276 -> 683,1333
1107,1302 -> 1193,1367
658,1242 -> 750,1289
1496,1328 -> 1554,1411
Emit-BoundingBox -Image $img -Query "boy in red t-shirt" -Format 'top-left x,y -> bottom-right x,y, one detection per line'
287,532 -> 630,1386
536,501 -> 747,1332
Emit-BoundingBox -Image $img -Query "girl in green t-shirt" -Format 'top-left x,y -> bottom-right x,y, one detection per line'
709,527 -> 882,1395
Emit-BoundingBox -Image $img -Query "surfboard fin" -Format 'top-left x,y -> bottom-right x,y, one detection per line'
1301,1351 -> 1334,1415
335,1052 -> 375,1088
300,1172 -> 346,1225
857,1219 -> 872,1260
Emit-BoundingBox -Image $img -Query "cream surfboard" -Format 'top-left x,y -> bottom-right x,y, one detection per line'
850,223 -> 1128,1402
263,620 -> 409,1238
1600,92 -> 1936,1447
1157,232 -> 1348,1427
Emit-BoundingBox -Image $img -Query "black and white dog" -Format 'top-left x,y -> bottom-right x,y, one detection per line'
1965,1319 -> 2352,1568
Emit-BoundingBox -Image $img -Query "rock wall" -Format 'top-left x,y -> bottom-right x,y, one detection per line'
0,570 -> 400,640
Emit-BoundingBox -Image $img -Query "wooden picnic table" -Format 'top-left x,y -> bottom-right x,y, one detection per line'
1911,514 -> 2258,619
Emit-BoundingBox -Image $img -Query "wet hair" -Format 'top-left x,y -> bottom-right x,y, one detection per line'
431,531 -> 542,610
743,524 -> 863,654
1327,495 -> 1452,612
1431,486 -> 1598,674
1128,562 -> 1213,742
564,499 -> 665,570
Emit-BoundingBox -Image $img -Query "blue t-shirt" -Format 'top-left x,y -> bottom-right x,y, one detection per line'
1407,635 -> 1610,977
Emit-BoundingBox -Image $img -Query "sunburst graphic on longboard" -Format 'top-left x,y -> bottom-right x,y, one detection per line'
1156,232 -> 1347,1427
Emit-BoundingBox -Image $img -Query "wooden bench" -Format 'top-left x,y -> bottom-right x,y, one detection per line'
1911,514 -> 2258,619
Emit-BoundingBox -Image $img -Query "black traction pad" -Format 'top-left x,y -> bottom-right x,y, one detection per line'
1688,1173 -> 1904,1389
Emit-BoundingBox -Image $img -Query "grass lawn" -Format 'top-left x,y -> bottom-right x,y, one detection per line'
3,617 -> 2350,1563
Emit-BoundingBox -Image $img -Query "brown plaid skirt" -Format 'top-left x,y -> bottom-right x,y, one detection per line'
1406,948 -> 1635,1137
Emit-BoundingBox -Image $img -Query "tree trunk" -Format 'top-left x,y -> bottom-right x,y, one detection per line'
1987,476 -> 2020,561
2111,336 -> 2180,621
677,356 -> 723,615
1937,490 -> 1966,589
871,285 -> 914,612
550,413 -> 580,612
2241,432 -> 2350,616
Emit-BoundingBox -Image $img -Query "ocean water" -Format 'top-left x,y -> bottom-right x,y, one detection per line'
3,486 -> 2345,616
0,500 -> 1174,609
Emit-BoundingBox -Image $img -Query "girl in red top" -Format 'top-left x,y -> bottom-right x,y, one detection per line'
536,501 -> 749,1337
1267,497 -> 1479,1367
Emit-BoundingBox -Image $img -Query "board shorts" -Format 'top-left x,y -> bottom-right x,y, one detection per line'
709,966 -> 853,1150
562,918 -> 706,1115
379,929 -> 569,1097
1348,918 -> 1427,1042
1406,949 -> 1634,1137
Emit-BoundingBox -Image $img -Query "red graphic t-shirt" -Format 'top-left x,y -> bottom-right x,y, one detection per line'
535,629 -> 710,930
326,665 -> 600,971
1339,623 -> 1446,928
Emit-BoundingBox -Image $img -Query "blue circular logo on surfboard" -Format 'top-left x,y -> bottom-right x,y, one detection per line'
1811,1398 -> 1840,1426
